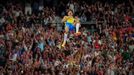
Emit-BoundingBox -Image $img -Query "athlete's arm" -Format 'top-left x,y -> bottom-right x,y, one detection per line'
62,16 -> 69,23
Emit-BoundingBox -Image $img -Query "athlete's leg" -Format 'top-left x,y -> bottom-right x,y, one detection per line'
75,23 -> 81,36
62,26 -> 69,47
76,23 -> 80,33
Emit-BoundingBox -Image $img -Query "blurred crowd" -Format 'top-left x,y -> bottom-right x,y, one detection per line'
0,0 -> 134,75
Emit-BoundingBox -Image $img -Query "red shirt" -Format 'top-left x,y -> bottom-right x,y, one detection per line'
6,24 -> 13,33
97,70 -> 104,75
94,40 -> 100,49
125,15 -> 132,22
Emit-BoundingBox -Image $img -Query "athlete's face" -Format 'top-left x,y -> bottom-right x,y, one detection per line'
68,11 -> 73,16
75,16 -> 78,19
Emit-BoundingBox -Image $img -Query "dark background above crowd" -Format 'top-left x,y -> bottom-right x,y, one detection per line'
0,0 -> 134,10
0,0 -> 134,4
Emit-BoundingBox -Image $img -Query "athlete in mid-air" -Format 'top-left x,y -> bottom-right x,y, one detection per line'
61,9 -> 81,47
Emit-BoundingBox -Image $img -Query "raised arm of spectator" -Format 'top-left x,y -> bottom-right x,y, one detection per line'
29,38 -> 34,50
22,38 -> 33,51
23,39 -> 27,51
129,0 -> 134,7
129,0 -> 134,13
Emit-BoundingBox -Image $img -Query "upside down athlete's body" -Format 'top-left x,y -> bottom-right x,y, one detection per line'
61,9 -> 81,47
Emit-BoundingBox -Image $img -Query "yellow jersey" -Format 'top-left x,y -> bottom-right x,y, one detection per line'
66,16 -> 75,24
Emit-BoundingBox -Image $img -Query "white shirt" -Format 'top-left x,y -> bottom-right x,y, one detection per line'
69,4 -> 74,12
11,53 -> 17,61
54,60 -> 61,66
0,17 -> 5,25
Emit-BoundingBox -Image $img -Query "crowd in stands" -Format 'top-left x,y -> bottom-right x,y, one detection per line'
0,0 -> 134,75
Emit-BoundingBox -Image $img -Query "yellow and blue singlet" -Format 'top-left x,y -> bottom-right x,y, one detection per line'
65,17 -> 75,31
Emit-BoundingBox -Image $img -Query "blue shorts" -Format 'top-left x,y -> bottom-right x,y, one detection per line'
65,22 -> 75,31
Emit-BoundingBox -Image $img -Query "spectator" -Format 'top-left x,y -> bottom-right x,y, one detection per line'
0,0 -> 133,75
25,3 -> 32,15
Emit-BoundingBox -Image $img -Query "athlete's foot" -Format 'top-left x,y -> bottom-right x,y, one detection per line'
61,43 -> 65,48
74,32 -> 81,36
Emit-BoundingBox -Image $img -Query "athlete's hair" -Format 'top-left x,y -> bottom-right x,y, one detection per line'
67,9 -> 73,14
